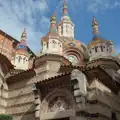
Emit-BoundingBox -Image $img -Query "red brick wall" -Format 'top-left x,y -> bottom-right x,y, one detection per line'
0,33 -> 14,60
0,31 -> 35,69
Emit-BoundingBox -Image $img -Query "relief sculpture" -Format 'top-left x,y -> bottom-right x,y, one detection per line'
48,96 -> 70,112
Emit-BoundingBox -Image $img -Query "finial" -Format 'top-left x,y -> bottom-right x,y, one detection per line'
50,12 -> 56,24
64,0 -> 66,5
21,28 -> 27,41
92,16 -> 99,34
23,28 -> 26,34
50,13 -> 57,33
63,0 -> 68,16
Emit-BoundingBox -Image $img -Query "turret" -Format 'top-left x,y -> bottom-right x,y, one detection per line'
41,13 -> 63,55
11,28 -> 30,70
57,0 -> 74,38
88,17 -> 114,60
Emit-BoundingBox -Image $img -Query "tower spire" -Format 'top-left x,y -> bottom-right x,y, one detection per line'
92,16 -> 99,35
63,0 -> 68,16
11,28 -> 29,70
21,28 -> 27,41
50,12 -> 57,33
16,28 -> 27,51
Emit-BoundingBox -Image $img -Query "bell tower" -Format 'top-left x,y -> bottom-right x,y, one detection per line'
58,0 -> 74,38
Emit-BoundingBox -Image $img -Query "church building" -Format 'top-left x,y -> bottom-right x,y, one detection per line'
0,1 -> 120,120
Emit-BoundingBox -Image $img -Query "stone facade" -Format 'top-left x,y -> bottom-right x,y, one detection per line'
1,54 -> 120,120
0,1 -> 120,120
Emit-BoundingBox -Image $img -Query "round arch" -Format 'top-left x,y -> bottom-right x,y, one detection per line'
40,89 -> 76,114
63,47 -> 84,65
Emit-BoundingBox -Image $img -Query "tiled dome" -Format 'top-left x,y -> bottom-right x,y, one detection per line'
88,17 -> 106,48
16,42 -> 27,50
15,28 -> 28,54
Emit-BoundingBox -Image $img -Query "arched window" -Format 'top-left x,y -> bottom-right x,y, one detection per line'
52,40 -> 56,48
89,50 -> 91,54
111,112 -> 117,120
66,25 -> 68,33
58,42 -> 61,48
43,42 -> 47,52
61,26 -> 63,35
100,45 -> 103,52
95,46 -> 98,53
18,56 -> 22,63
23,57 -> 26,64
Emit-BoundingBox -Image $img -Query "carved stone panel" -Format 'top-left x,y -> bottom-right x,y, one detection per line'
48,96 -> 70,112
40,89 -> 75,115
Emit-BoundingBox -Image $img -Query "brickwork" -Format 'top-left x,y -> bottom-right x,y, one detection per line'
0,30 -> 36,69
0,33 -> 14,60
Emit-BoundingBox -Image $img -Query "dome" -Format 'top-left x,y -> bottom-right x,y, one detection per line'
63,38 -> 89,60
16,42 -> 27,50
15,28 -> 28,54
88,16 -> 107,48
88,33 -> 106,48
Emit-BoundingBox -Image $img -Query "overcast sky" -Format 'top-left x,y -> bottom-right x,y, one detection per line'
0,0 -> 120,55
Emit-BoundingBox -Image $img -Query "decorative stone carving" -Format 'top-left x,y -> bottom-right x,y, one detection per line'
71,69 -> 87,95
40,89 -> 75,115
48,96 -> 70,112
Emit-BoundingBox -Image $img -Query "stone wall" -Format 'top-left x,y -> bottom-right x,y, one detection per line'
0,80 -> 8,114
72,76 -> 120,120
86,88 -> 120,119
0,33 -> 13,60
7,78 -> 36,120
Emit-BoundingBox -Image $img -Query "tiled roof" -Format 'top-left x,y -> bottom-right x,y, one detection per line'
30,72 -> 71,84
86,57 -> 120,67
6,56 -> 120,85
35,53 -> 71,64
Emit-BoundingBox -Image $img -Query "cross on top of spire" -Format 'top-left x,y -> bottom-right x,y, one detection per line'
92,16 -> 99,27
63,0 -> 68,16
21,28 -> 27,41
